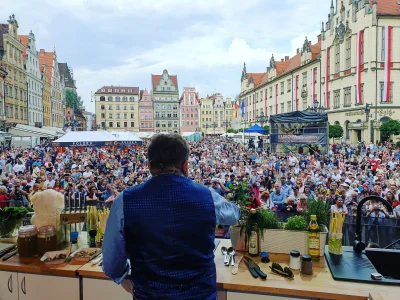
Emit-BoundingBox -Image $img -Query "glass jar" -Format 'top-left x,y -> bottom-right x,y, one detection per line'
17,225 -> 38,257
289,250 -> 301,270
301,254 -> 313,275
37,225 -> 58,256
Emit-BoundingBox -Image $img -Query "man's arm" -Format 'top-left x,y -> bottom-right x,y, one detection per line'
209,188 -> 240,226
102,193 -> 130,284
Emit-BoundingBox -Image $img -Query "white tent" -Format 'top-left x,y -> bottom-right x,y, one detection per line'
9,124 -> 59,138
110,131 -> 143,145
52,131 -> 115,147
135,132 -> 153,138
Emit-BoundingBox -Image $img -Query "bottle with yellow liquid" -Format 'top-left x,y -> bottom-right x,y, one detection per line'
308,215 -> 320,262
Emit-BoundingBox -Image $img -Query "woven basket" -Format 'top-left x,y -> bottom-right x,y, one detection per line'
260,227 -> 328,256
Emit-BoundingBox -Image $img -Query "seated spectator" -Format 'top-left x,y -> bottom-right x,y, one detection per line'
260,191 -> 274,210
281,196 -> 297,212
247,191 -> 262,209
271,184 -> 285,206
29,183 -> 40,199
297,194 -> 308,214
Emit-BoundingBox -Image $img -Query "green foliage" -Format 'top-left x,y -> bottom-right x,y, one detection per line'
304,198 -> 330,232
0,207 -> 33,238
65,89 -> 83,109
380,120 -> 400,137
263,125 -> 270,132
284,215 -> 308,231
226,128 -> 236,133
329,124 -> 344,139
396,141 -> 400,148
240,209 -> 282,245
227,182 -> 250,208
0,207 -> 33,222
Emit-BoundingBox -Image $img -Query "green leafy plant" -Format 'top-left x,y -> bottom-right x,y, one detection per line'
284,215 -> 308,231
329,124 -> 344,141
0,207 -> 33,238
304,198 -> 330,232
240,209 -> 282,245
380,120 -> 400,137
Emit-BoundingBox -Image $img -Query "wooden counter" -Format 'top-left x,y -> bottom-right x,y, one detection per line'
1,239 -> 399,300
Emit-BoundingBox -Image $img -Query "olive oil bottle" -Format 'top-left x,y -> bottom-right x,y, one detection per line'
308,215 -> 320,262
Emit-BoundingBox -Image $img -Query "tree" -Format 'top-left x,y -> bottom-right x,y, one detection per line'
380,120 -> 400,137
263,125 -> 270,133
329,124 -> 343,141
65,89 -> 83,109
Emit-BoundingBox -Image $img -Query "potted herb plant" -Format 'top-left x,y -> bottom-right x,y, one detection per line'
228,183 -> 282,251
260,199 -> 330,255
0,207 -> 33,239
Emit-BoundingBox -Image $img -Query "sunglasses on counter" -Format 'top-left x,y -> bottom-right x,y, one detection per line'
269,263 -> 294,279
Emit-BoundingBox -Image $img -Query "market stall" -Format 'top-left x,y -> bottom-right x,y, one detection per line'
182,132 -> 202,142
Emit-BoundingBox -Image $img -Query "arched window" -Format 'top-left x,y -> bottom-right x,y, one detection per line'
161,105 -> 165,110
380,117 -> 391,123
100,96 -> 105,101
155,104 -> 160,109
129,97 -> 135,102
173,105 -> 177,110
107,96 -> 113,101
116,96 -> 121,102
167,104 -> 171,110
122,97 -> 128,102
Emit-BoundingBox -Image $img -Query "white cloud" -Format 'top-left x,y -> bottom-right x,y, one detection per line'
1,0 -> 332,114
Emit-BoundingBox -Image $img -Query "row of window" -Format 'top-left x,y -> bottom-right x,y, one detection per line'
155,121 -> 178,128
99,96 -> 135,102
100,105 -> 135,110
100,113 -> 135,119
101,121 -> 135,128
4,105 -> 27,120
155,112 -> 178,118
328,82 -> 394,109
4,85 -> 26,101
140,123 -> 153,128
140,116 -> 153,120
182,107 -> 198,111
153,97 -> 177,101
181,114 -> 198,119
155,104 -> 178,110
100,88 -> 135,93
182,120 -> 198,126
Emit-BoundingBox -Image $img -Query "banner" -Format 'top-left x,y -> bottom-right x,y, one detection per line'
270,133 -> 327,145
383,26 -> 392,102
356,30 -> 363,104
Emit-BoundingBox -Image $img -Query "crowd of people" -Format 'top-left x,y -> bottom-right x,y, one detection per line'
1,137 -> 399,221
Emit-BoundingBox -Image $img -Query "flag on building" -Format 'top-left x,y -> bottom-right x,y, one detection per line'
383,26 -> 393,102
241,99 -> 245,118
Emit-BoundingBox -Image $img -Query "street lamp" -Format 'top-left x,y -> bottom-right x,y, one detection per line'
305,99 -> 326,113
365,103 -> 372,122
256,111 -> 269,127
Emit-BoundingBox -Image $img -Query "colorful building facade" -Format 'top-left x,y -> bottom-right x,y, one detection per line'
179,87 -> 199,133
139,89 -> 154,132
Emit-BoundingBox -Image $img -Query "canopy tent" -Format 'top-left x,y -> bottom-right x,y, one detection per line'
269,111 -> 328,124
135,132 -> 154,138
110,131 -> 143,145
244,124 -> 269,134
52,131 -> 115,147
181,132 -> 202,142
9,124 -> 60,138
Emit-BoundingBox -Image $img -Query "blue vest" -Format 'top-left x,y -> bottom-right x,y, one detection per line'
123,174 -> 217,300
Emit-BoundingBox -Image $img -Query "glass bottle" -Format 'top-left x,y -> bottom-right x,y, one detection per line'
308,215 -> 320,262
248,227 -> 259,257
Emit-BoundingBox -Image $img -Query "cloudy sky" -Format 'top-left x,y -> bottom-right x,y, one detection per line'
1,0 -> 331,112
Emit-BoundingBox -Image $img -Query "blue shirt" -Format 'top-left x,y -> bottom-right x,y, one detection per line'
270,191 -> 285,203
103,187 -> 240,284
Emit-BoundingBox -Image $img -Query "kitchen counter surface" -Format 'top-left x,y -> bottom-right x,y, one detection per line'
1,238 -> 399,299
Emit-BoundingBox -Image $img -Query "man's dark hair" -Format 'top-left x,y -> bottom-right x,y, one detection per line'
148,134 -> 190,170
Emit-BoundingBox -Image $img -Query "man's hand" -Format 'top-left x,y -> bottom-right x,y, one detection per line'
121,278 -> 134,295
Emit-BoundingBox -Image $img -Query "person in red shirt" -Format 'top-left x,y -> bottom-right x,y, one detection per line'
369,158 -> 379,176
247,191 -> 262,209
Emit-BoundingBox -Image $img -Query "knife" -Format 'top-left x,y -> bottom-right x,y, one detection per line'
243,257 -> 267,280
0,245 -> 17,259
2,249 -> 18,261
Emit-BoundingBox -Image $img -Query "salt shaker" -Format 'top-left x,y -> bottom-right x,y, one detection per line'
301,254 -> 313,275
289,250 -> 301,270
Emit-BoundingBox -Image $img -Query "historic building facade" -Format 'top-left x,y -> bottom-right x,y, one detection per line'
239,36 -> 321,127
20,31 -> 43,126
179,87 -> 199,133
321,0 -> 400,144
94,86 -> 140,131
199,93 -> 234,134
0,14 -> 28,127
151,69 -> 180,133
139,89 -> 154,132
39,59 -> 51,127
38,49 -> 63,128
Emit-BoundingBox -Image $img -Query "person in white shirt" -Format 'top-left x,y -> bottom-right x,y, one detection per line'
330,198 -> 348,215
82,166 -> 93,180
13,159 -> 26,174
44,173 -> 55,189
